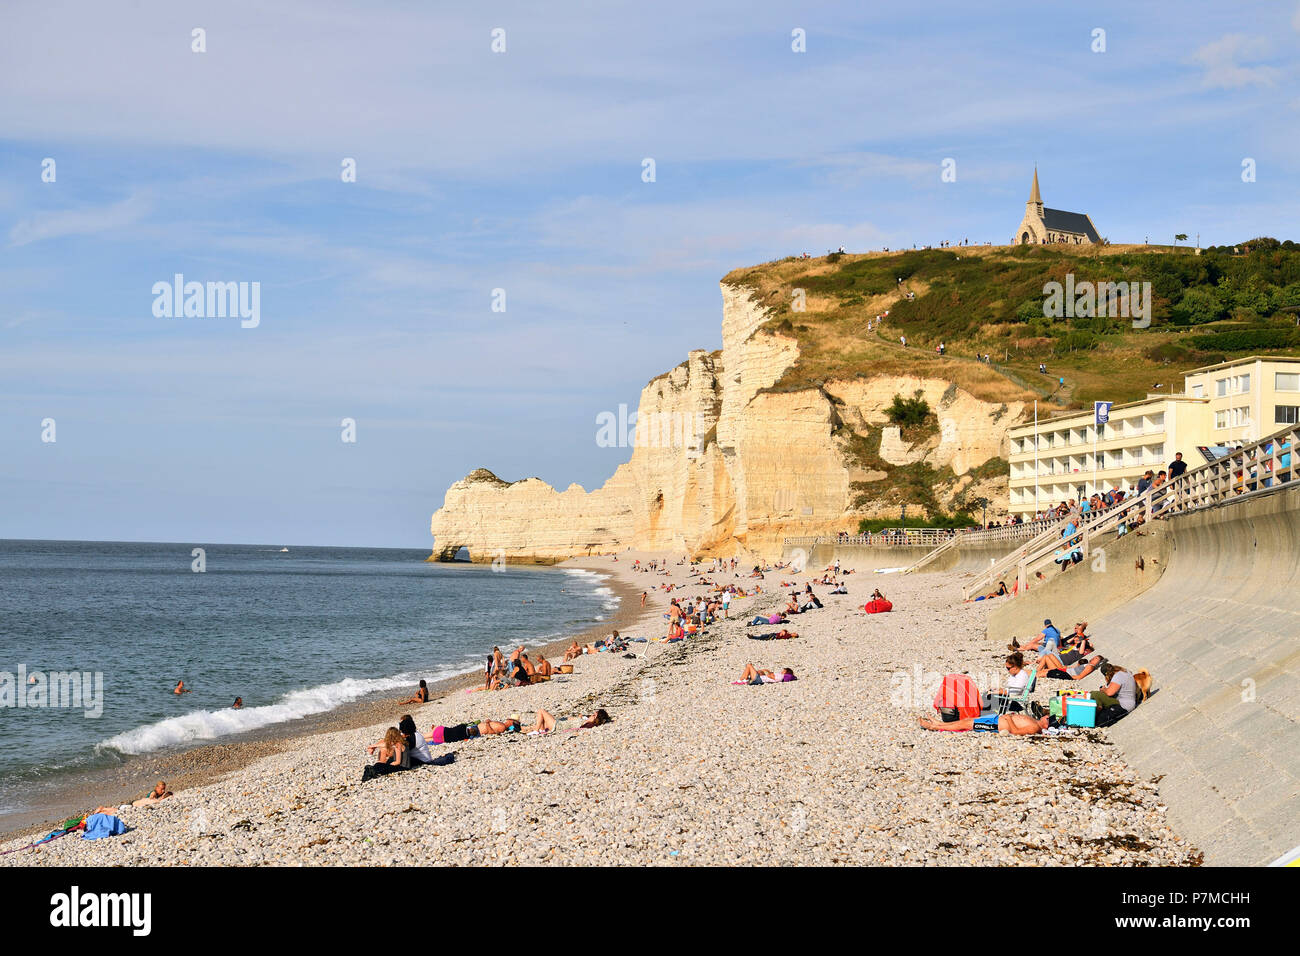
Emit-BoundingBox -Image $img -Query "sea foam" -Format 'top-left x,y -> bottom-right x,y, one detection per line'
96,672 -> 425,756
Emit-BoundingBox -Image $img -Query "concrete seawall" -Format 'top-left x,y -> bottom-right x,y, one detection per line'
786,540 -> 1010,576
992,487 -> 1300,865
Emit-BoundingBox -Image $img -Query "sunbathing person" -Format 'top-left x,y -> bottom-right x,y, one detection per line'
526,708 -> 611,735
1039,653 -> 1104,681
983,653 -> 1030,711
131,780 -> 175,806
400,679 -> 431,704
748,611 -> 787,626
918,712 -> 1051,735
738,663 -> 797,683
429,716 -> 522,743
362,727 -> 409,780
533,654 -> 554,678
563,641 -> 583,662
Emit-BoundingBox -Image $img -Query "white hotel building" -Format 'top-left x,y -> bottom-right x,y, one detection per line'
1006,356 -> 1300,517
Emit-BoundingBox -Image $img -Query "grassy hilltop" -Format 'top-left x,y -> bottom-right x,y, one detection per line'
723,238 -> 1300,412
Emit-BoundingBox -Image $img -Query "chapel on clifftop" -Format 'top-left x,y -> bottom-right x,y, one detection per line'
1012,168 -> 1101,246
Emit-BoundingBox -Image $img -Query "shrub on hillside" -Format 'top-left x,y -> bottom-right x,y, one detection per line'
885,393 -> 931,428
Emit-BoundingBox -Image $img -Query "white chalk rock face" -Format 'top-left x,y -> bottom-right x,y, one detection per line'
429,285 -> 1023,563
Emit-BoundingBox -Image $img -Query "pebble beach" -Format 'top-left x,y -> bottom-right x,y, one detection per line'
1,552 -> 1202,866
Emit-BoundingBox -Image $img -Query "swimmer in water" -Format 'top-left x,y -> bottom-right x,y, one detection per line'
232,697 -> 243,709
173,680 -> 191,695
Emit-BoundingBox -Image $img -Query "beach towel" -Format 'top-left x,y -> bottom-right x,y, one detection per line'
82,813 -> 127,840
934,673 -> 981,721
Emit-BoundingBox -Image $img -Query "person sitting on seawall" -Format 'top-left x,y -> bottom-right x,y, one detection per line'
918,712 -> 1052,735
1037,629 -> 1095,671
983,653 -> 1030,711
1040,654 -> 1104,681
429,716 -> 522,744
1020,619 -> 1061,655
400,679 -> 430,704
526,708 -> 611,735
362,727 -> 409,781
737,663 -> 797,685
1090,664 -> 1149,726
132,780 -> 175,807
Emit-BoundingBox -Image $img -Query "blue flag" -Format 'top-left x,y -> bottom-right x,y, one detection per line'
1094,401 -> 1112,426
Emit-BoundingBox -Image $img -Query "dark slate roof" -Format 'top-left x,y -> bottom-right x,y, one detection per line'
1042,207 -> 1100,242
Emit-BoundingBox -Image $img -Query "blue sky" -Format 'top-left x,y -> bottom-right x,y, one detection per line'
2,0 -> 1298,547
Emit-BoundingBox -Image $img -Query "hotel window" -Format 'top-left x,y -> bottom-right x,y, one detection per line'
1229,406 -> 1251,427
1215,410 -> 1227,429
1277,405 -> 1300,425
1216,378 -> 1228,397
1277,373 -> 1300,392
1236,374 -> 1251,393
1192,384 -> 1205,398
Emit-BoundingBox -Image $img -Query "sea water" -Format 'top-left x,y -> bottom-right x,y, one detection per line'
0,539 -> 617,820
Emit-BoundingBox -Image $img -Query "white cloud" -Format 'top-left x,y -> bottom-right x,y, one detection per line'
8,192 -> 152,246
1189,34 -> 1280,89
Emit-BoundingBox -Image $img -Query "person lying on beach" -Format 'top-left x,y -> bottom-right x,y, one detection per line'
748,612 -> 787,626
173,680 -> 191,695
918,713 -> 1051,735
526,708 -> 611,735
747,629 -> 798,640
737,663 -> 797,684
362,727 -> 410,780
400,680 -> 431,704
1040,654 -> 1104,681
132,781 -> 175,806
429,717 -> 523,743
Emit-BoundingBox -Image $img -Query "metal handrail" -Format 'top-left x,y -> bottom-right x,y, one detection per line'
961,496 -> 1133,598
971,423 -> 1299,600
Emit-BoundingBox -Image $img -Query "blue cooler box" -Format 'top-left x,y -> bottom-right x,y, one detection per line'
1065,697 -> 1097,727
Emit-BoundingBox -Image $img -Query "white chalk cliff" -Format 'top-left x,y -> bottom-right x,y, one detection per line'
430,284 -> 1023,562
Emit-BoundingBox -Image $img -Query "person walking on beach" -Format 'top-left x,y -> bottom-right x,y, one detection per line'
640,591 -> 647,608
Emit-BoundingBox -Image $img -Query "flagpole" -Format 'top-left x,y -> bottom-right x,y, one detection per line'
1092,405 -> 1098,499
1034,400 -> 1039,516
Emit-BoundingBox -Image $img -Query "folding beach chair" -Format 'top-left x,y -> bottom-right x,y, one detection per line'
994,667 -> 1037,714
